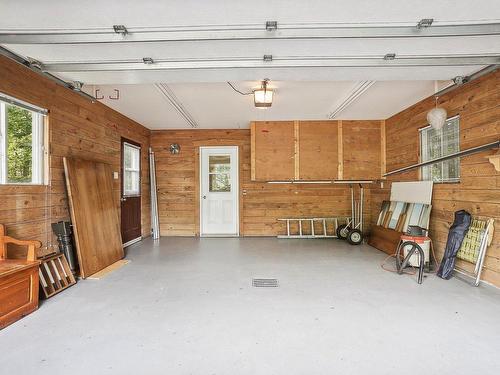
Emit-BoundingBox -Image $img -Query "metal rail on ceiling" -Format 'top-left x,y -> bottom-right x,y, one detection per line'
39,55 -> 500,72
0,46 -> 96,103
1,22 -> 500,44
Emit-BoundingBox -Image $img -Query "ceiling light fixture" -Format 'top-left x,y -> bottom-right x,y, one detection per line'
253,79 -> 274,108
226,80 -> 275,108
427,81 -> 447,130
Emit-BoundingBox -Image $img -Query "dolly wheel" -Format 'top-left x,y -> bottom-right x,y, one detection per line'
347,229 -> 363,245
336,224 -> 350,240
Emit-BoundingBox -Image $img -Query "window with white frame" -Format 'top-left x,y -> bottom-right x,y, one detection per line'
419,115 -> 460,183
123,142 -> 141,196
0,94 -> 47,185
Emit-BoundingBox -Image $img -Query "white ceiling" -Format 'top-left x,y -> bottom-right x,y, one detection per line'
1,0 -> 499,129
1,0 -> 499,28
86,81 -> 440,129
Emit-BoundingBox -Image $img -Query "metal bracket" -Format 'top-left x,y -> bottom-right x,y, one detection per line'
26,57 -> 43,70
94,89 -> 104,100
113,25 -> 128,35
108,89 -> 120,100
265,21 -> 278,31
417,19 -> 434,29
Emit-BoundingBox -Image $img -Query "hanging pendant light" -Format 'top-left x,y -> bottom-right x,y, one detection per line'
254,79 -> 274,108
427,81 -> 447,130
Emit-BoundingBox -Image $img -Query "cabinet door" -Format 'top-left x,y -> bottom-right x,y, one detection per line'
342,120 -> 382,180
298,121 -> 338,180
251,121 -> 295,181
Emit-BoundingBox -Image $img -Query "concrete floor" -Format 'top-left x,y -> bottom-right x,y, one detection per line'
2,237 -> 500,375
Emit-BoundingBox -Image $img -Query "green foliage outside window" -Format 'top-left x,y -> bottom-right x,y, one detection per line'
7,105 -> 32,183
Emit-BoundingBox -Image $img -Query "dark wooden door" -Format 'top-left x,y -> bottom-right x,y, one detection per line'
121,138 -> 142,244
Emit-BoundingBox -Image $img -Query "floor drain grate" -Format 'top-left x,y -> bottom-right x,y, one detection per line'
252,278 -> 279,287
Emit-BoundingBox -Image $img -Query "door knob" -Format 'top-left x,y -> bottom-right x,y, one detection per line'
202,195 -> 207,199
120,197 -> 127,202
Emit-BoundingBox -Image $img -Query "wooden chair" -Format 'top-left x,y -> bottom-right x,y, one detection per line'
0,224 -> 42,329
0,224 -> 41,261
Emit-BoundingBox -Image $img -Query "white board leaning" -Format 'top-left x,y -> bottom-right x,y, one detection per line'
390,181 -> 433,205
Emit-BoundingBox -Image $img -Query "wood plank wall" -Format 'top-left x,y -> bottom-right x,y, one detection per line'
151,129 -> 373,236
370,69 -> 500,287
0,56 -> 151,258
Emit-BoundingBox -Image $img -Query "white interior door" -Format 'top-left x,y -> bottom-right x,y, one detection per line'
200,146 -> 239,236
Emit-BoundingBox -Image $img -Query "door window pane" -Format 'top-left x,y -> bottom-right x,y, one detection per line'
123,143 -> 140,196
208,155 -> 231,192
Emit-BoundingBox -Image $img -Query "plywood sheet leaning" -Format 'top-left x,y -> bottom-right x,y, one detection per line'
63,158 -> 124,278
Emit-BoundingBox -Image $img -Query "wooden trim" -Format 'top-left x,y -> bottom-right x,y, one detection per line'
380,120 -> 386,179
337,120 -> 343,180
238,144 -> 244,236
294,120 -> 300,180
250,122 -> 256,180
121,137 -> 142,194
195,144 -> 243,237
194,147 -> 200,236
43,115 -> 50,185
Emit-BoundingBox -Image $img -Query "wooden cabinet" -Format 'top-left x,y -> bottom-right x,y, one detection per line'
251,120 -> 383,181
342,120 -> 382,180
0,260 -> 40,329
298,121 -> 339,180
251,121 -> 295,181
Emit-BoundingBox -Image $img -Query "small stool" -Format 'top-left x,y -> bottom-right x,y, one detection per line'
395,236 -> 427,284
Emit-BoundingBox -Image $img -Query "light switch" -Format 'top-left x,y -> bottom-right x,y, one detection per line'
113,171 -> 119,180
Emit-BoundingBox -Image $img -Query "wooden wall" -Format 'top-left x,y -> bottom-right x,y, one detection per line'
151,129 -> 373,236
0,55 -> 151,258
370,69 -> 500,287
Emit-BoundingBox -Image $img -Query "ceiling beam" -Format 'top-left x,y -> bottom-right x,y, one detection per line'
1,22 -> 500,44
328,81 -> 375,119
40,55 -> 500,72
154,83 -> 198,128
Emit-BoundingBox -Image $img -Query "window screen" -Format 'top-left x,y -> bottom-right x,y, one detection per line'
420,116 -> 460,183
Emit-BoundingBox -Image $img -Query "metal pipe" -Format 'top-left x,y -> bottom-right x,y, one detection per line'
384,140 -> 500,177
149,148 -> 160,240
434,65 -> 499,98
351,185 -> 355,225
360,185 -> 364,232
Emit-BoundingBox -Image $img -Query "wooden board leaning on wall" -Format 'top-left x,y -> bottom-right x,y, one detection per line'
63,158 -> 124,278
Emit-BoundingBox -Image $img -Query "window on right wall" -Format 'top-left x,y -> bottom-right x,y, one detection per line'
419,115 -> 460,183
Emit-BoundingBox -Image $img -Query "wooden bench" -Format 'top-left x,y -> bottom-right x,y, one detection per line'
0,224 -> 41,329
